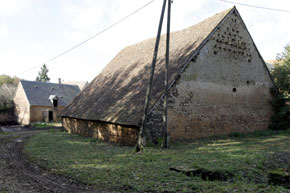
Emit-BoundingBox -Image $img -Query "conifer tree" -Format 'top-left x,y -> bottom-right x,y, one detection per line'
36,64 -> 50,82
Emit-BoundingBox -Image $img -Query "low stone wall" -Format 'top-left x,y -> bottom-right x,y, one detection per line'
62,117 -> 139,146
0,108 -> 16,125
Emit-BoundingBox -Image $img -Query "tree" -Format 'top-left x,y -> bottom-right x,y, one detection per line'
0,74 -> 19,87
269,44 -> 290,130
36,64 -> 50,82
0,74 -> 19,110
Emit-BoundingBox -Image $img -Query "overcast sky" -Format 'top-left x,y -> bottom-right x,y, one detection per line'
0,0 -> 289,83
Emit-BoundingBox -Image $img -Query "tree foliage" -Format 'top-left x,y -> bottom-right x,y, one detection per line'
0,74 -> 19,87
36,64 -> 50,82
0,74 -> 19,111
269,44 -> 290,130
0,95 -> 14,111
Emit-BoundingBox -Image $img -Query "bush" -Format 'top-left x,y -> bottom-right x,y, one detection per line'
269,45 -> 290,130
0,94 -> 14,111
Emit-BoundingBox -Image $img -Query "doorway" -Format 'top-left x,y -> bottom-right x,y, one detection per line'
48,111 -> 53,122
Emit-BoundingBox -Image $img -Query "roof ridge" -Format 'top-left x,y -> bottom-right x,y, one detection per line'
148,7 -> 235,114
21,80 -> 80,87
62,7 -> 238,126
114,7 -> 234,58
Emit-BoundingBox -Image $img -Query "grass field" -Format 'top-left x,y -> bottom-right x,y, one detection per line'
25,129 -> 290,192
31,122 -> 62,128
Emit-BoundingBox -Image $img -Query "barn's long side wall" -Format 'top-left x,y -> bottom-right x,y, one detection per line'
148,11 -> 274,141
62,117 -> 139,146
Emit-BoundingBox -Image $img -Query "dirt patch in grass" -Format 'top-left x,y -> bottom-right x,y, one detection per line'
0,129 -> 98,193
170,167 -> 234,181
264,151 -> 290,189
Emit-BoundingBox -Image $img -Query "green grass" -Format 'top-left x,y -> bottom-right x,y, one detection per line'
31,122 -> 62,128
24,129 -> 290,192
0,131 -> 8,135
0,189 -> 8,193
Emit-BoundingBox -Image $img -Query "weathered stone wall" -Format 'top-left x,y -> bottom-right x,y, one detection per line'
30,106 -> 65,123
0,108 -> 16,125
62,117 -> 139,146
147,11 -> 274,141
13,83 -> 30,125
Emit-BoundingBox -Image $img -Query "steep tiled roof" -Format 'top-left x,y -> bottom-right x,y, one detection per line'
20,80 -> 80,107
62,7 -> 235,126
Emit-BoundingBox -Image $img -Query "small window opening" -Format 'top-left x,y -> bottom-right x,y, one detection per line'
49,95 -> 58,107
233,88 -> 237,92
53,99 -> 58,107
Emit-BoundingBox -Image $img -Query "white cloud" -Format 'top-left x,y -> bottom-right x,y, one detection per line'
56,0 -> 290,81
0,0 -> 32,16
0,0 -> 18,15
63,0 -> 112,30
31,44 -> 45,53
1,0 -> 290,82
0,24 -> 8,36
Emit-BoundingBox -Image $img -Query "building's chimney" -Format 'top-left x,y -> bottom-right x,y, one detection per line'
58,78 -> 61,84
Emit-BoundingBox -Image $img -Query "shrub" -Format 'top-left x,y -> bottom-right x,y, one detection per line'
269,45 -> 290,130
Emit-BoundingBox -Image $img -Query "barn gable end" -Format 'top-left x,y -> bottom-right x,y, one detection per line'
147,8 -> 273,141
62,7 -> 274,145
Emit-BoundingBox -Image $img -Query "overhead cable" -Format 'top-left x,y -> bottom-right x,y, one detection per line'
219,0 -> 290,13
18,0 -> 156,75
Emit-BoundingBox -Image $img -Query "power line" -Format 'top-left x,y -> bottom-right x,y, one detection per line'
219,0 -> 290,13
18,0 -> 156,76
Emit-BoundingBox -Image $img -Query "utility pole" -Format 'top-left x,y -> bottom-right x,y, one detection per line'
162,0 -> 171,148
137,0 -> 167,152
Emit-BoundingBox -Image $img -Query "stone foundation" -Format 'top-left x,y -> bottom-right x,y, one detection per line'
62,117 -> 139,146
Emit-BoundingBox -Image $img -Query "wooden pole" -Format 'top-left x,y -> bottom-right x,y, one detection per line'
163,0 -> 171,148
137,0 -> 167,152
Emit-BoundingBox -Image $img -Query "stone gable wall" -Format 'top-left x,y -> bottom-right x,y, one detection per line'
147,11 -> 274,141
13,83 -> 30,125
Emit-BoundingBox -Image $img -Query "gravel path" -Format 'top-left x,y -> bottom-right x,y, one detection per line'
0,127 -> 101,193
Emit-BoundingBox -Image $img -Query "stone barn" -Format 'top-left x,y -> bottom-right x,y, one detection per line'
14,80 -> 80,125
62,7 -> 274,146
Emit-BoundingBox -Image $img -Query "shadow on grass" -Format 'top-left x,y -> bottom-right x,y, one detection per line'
24,129 -> 290,192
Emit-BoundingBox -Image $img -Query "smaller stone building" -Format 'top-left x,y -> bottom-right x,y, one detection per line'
14,80 -> 80,125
